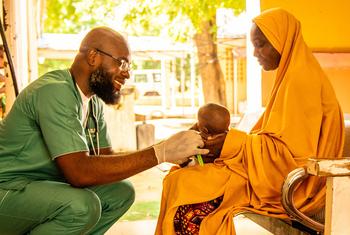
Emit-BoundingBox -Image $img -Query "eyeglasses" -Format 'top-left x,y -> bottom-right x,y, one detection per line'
95,48 -> 131,72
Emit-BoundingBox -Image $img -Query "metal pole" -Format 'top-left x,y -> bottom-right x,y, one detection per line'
0,17 -> 18,96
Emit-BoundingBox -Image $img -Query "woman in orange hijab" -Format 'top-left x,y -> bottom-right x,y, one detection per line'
155,8 -> 344,235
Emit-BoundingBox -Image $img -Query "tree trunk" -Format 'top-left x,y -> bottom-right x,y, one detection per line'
194,19 -> 226,106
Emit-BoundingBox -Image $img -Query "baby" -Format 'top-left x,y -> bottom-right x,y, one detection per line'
181,103 -> 231,167
196,103 -> 230,136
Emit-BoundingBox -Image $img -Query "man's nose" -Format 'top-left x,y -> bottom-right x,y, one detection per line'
121,70 -> 130,79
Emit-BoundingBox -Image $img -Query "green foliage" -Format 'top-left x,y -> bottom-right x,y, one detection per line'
43,0 -> 120,33
142,60 -> 161,70
132,60 -> 161,70
123,0 -> 245,41
123,1 -> 160,36
38,59 -> 72,77
163,0 -> 245,28
43,0 -> 245,39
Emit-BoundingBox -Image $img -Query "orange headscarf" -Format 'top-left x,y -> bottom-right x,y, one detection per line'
155,8 -> 344,235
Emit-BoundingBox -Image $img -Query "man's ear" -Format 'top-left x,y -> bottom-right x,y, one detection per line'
86,49 -> 100,67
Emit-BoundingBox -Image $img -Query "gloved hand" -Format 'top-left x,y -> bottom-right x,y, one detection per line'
153,130 -> 209,164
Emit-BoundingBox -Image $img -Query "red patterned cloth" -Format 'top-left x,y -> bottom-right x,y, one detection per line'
174,196 -> 223,235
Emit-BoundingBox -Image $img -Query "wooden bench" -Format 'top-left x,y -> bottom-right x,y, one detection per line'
239,120 -> 350,235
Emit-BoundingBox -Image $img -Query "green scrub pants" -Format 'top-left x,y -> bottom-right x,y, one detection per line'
0,180 -> 135,235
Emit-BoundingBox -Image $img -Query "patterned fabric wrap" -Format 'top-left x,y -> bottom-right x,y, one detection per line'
174,196 -> 223,235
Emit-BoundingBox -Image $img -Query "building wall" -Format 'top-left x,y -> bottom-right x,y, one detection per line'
315,53 -> 350,113
262,53 -> 350,114
260,0 -> 350,113
261,0 -> 350,51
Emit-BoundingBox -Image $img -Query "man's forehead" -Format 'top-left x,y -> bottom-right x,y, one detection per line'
102,40 -> 130,59
114,47 -> 131,61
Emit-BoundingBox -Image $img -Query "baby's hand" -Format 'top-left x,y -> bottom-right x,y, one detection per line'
179,157 -> 198,168
179,158 -> 192,168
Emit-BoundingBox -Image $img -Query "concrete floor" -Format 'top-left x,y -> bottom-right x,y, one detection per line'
106,216 -> 273,235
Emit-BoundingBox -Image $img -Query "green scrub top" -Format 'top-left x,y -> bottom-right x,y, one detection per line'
0,69 -> 111,190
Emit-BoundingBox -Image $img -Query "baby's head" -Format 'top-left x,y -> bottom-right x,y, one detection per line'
197,103 -> 230,135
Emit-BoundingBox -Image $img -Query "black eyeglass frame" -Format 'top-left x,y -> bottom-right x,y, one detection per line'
95,48 -> 131,72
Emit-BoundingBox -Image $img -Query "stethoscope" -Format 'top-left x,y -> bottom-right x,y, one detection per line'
87,100 -> 100,156
71,72 -> 100,156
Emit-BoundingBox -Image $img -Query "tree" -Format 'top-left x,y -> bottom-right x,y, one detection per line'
124,0 -> 245,105
42,0 -> 164,35
43,0 -> 120,33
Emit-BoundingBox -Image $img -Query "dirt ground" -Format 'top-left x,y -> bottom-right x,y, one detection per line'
128,165 -> 169,202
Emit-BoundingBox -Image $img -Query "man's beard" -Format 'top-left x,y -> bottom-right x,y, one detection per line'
89,68 -> 121,105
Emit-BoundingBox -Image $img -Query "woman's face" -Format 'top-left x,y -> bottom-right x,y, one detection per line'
250,23 -> 281,71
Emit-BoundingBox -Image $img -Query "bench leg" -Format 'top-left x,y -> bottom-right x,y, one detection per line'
325,176 -> 350,235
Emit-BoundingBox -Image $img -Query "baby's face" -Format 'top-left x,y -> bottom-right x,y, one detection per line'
197,121 -> 208,135
197,119 -> 228,136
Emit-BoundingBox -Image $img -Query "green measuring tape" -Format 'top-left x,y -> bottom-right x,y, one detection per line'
196,154 -> 204,166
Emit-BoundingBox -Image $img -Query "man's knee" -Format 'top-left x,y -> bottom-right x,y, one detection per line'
107,180 -> 135,212
117,180 -> 136,208
68,190 -> 102,228
29,189 -> 102,234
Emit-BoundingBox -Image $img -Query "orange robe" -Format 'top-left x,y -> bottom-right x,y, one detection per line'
155,8 -> 344,235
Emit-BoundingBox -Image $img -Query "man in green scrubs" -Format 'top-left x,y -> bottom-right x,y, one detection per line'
0,27 -> 209,234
